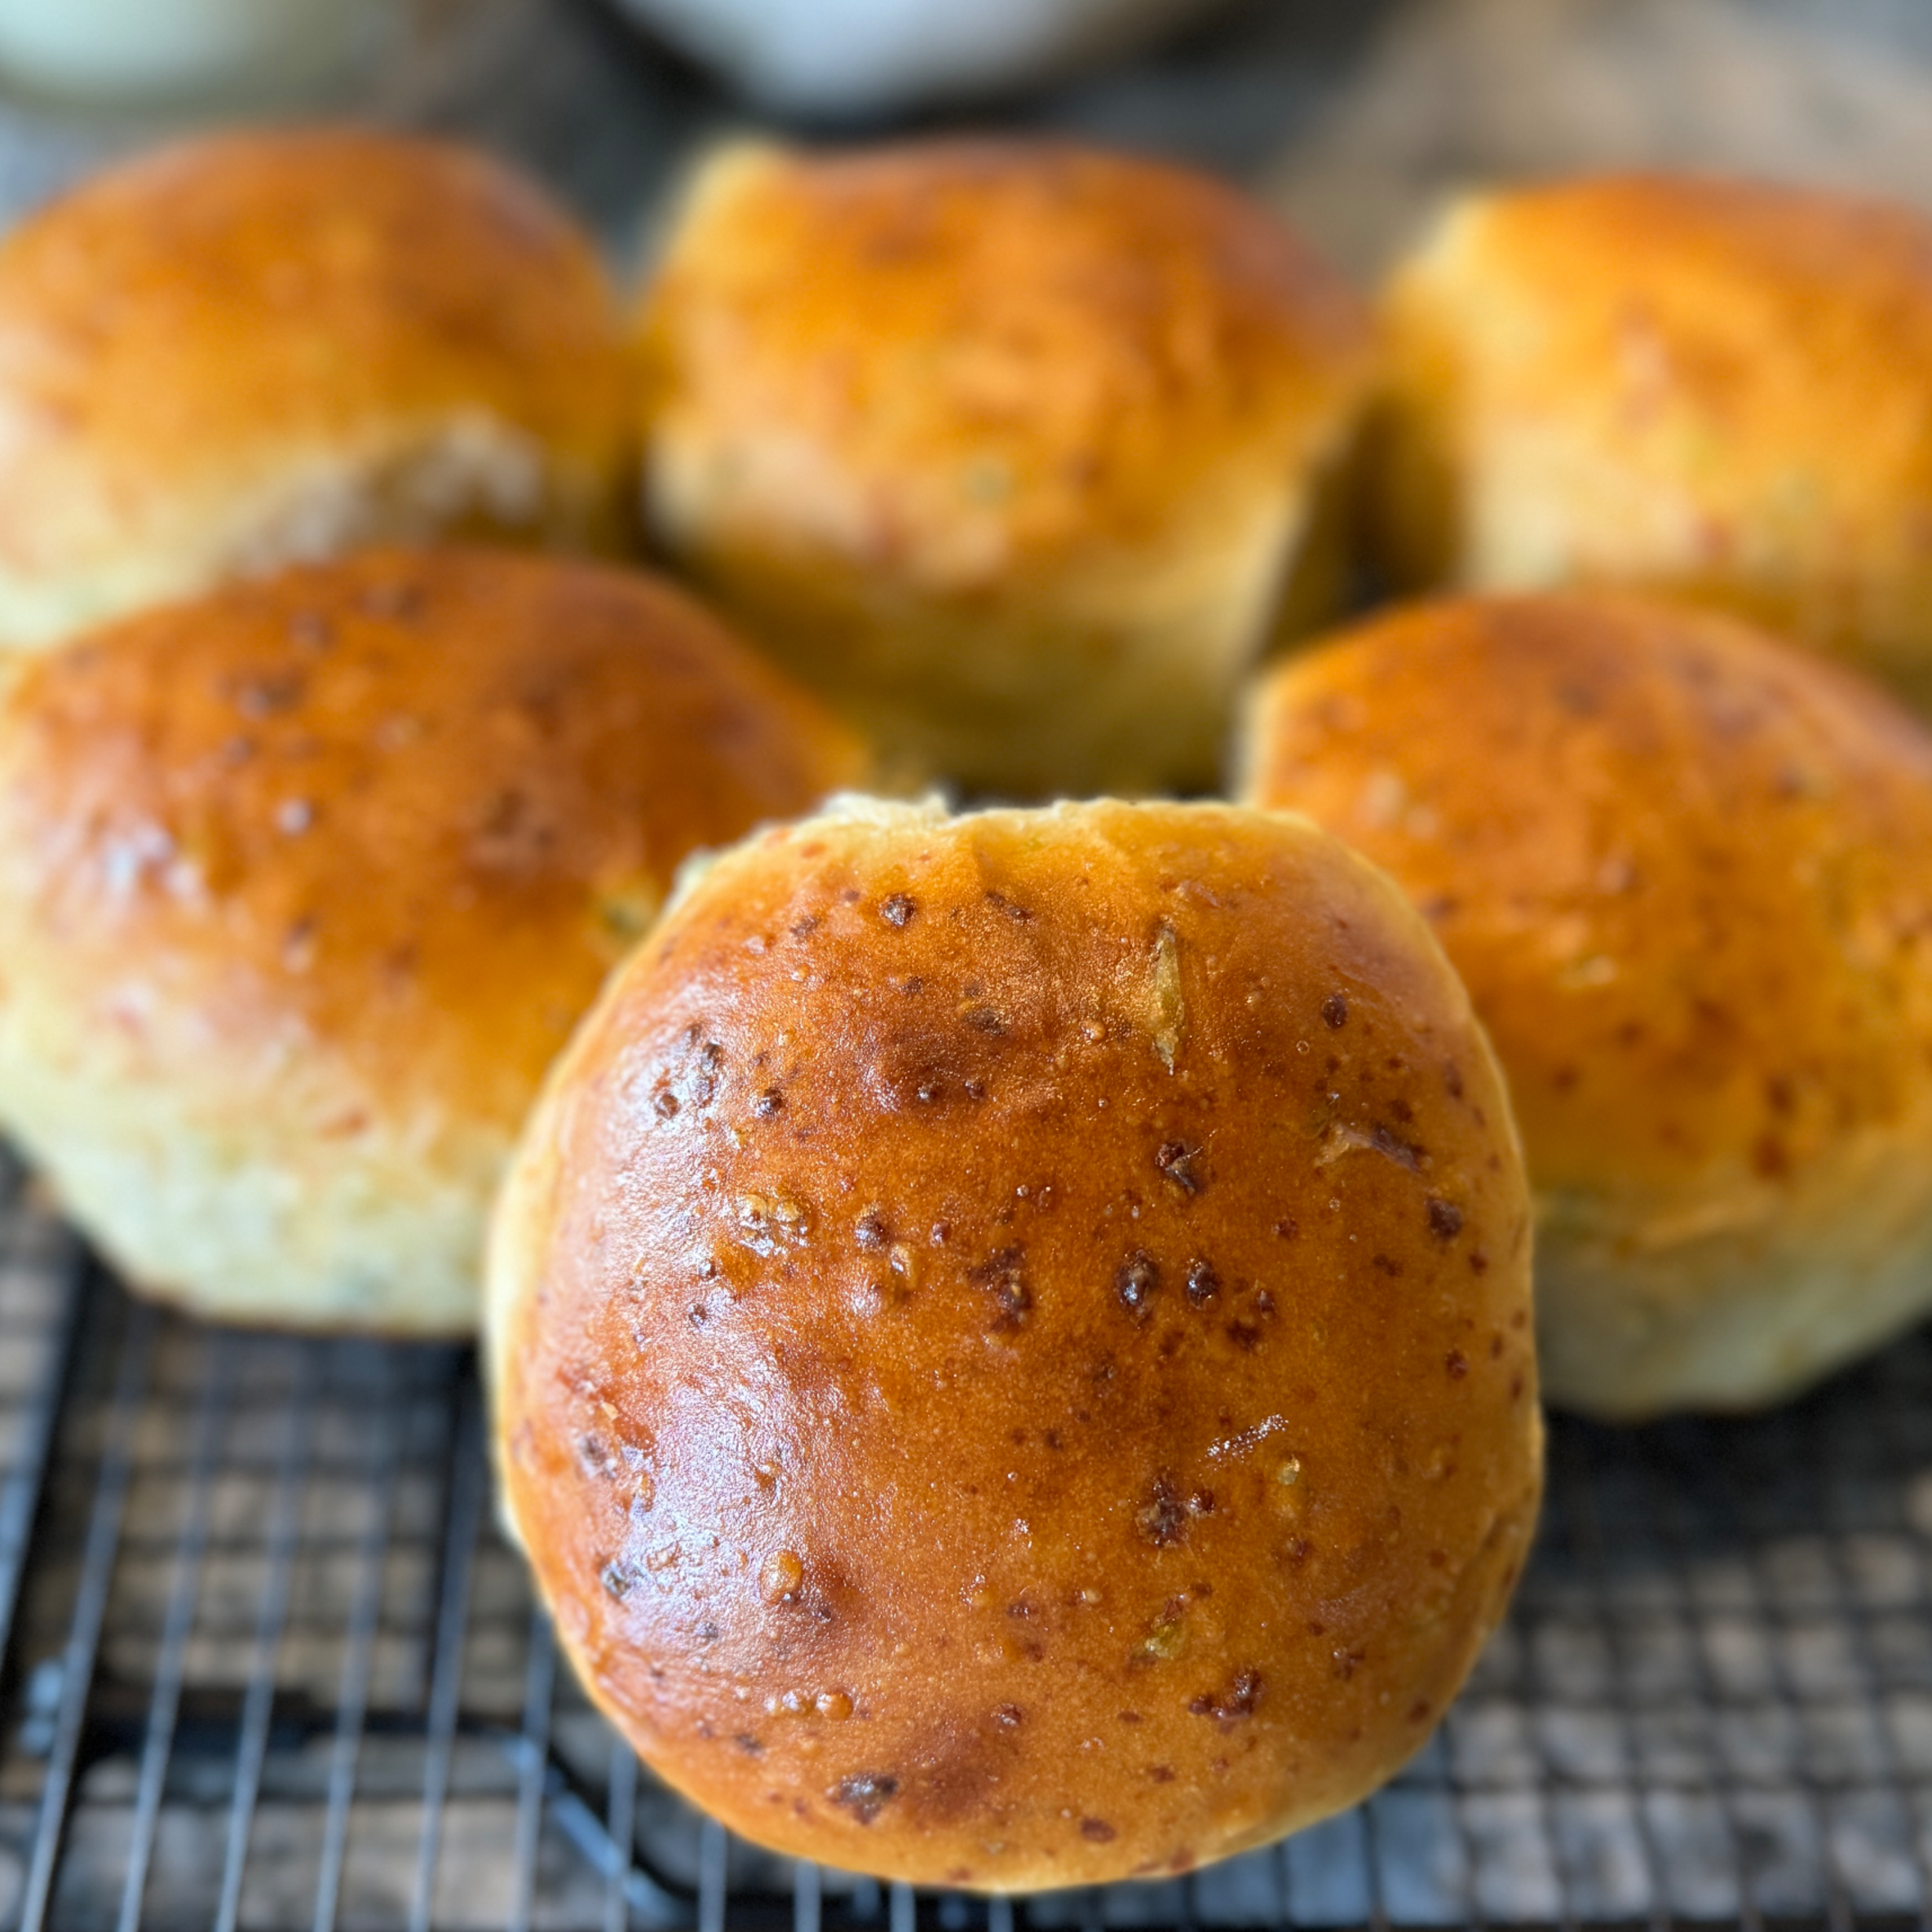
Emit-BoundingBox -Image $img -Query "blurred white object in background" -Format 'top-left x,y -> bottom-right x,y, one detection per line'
0,0 -> 388,104
612,0 -> 1231,114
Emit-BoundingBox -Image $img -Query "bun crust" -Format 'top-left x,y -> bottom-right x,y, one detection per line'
0,129 -> 632,652
0,548 -> 864,1330
1374,175 -> 1932,704
490,797 -> 1538,1888
638,141 -> 1377,795
1241,593 -> 1932,1417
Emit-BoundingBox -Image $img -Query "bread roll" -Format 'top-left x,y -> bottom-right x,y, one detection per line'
0,129 -> 632,655
0,548 -> 864,1332
636,140 -> 1378,798
1240,592 -> 1932,1419
490,795 -> 1539,1887
1373,175 -> 1932,705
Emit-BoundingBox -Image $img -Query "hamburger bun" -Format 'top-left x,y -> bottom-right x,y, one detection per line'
0,547 -> 864,1332
636,140 -> 1378,798
1240,592 -> 1932,1418
0,129 -> 633,654
1373,174 -> 1932,706
489,794 -> 1540,1887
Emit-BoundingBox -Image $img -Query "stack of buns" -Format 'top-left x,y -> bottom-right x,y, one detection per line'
2,118 -> 1930,1890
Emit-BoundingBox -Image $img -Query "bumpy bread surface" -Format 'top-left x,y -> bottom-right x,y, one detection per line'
637,141 -> 1377,798
0,547 -> 864,1332
0,128 -> 633,653
489,797 -> 1540,1888
1241,593 -> 1932,1418
1373,175 -> 1932,705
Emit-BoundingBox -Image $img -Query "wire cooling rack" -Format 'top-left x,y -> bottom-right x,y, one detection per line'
0,1149 -> 1926,1930
0,6 -> 1924,1929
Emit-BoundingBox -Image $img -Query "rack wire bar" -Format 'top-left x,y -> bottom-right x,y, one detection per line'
509,1610 -> 558,1932
310,1370 -> 403,1932
0,1187 -> 81,1687
4,1156 -> 1932,1927
409,1383 -> 488,1932
17,1293 -> 157,1932
212,1347 -> 319,1932
112,1334 -> 233,1932
1841,1383 -> 1932,1932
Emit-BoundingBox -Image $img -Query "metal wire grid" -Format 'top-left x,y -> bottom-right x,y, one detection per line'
0,0 -> 1924,1922
1,1147 -> 1931,1930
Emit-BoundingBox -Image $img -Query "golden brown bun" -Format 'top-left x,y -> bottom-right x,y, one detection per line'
1240,593 -> 1932,1418
0,129 -> 633,653
0,548 -> 864,1332
489,795 -> 1540,1888
1373,175 -> 1932,706
636,140 -> 1378,798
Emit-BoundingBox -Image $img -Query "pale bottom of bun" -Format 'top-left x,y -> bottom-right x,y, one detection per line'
0,1058 -> 492,1334
1368,406 -> 1932,708
651,459 -> 1352,800
0,413 -> 625,654
1537,1134 -> 1932,1419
